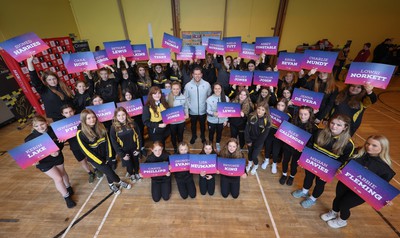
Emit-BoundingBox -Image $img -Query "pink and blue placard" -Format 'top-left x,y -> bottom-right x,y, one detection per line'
194,45 -> 206,59
269,107 -> 290,128
161,88 -> 171,96
239,43 -> 259,60
201,36 -> 220,47
277,52 -> 304,71
224,36 -> 242,53
142,95 -> 148,105
129,44 -> 149,61
103,40 -> 133,59
161,106 -> 185,124
189,154 -> 217,174
62,52 -> 98,74
275,121 -> 311,152
116,99 -> 143,117
291,88 -> 324,110
8,133 -> 59,169
140,162 -> 169,178
345,62 -> 395,89
207,39 -> 225,55
217,157 -> 246,176
93,50 -> 114,68
253,71 -> 279,87
176,46 -> 195,60
169,154 -> 190,172
217,102 -> 241,118
149,48 -> 171,63
255,37 -> 279,55
87,102 -> 116,122
162,33 -> 183,53
301,50 -> 338,73
50,114 -> 81,141
0,32 -> 49,62
336,160 -> 400,211
298,147 -> 342,183
229,70 -> 253,86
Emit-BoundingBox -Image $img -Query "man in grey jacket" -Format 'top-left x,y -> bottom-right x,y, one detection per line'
184,67 -> 212,144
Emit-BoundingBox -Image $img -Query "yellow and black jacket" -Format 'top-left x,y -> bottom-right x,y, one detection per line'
313,130 -> 355,164
77,127 -> 113,165
109,123 -> 141,158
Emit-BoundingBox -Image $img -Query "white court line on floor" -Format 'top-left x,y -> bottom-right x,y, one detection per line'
370,107 -> 400,123
93,191 -> 119,238
255,172 -> 280,238
355,133 -> 400,186
62,177 -> 104,238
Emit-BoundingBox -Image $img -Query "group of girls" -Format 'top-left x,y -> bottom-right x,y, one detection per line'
24,51 -> 393,229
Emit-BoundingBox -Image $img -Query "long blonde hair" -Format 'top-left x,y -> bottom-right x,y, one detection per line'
112,107 -> 137,132
79,109 -> 107,141
353,135 -> 392,167
316,114 -> 351,155
167,82 -> 182,107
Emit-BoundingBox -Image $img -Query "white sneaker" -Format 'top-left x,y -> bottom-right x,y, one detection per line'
246,161 -> 253,173
250,164 -> 259,175
321,210 -> 338,221
216,143 -> 221,152
327,218 -> 347,228
261,159 -> 269,170
271,163 -> 277,174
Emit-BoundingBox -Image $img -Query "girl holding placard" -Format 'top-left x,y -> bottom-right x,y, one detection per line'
229,88 -> 254,149
330,83 -> 377,136
219,138 -> 247,199
25,116 -> 76,208
148,61 -> 168,88
199,141 -> 217,196
167,82 -> 189,154
142,86 -> 170,146
279,106 -> 318,185
174,142 -> 196,199
206,83 -> 229,152
144,141 -> 171,202
297,69 -> 338,124
292,114 -> 354,208
110,107 -> 143,182
321,135 -> 395,228
167,60 -> 183,84
261,98 -> 291,171
244,102 -> 271,175
116,56 -> 138,96
77,109 -> 131,195
73,71 -> 94,114
213,53 -> 233,95
27,56 -> 74,122
131,61 -> 152,97
277,71 -> 298,98
94,66 -> 119,103
252,86 -> 277,107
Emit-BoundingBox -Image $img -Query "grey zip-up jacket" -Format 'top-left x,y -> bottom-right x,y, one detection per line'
206,94 -> 229,124
184,78 -> 211,115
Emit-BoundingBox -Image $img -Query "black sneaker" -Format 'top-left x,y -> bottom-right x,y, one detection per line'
64,195 -> 76,208
88,173 -> 95,183
66,186 -> 74,196
109,184 -> 121,195
286,176 -> 294,186
279,175 -> 287,185
190,136 -> 197,144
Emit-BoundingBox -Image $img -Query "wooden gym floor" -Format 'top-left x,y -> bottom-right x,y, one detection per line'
0,78 -> 399,238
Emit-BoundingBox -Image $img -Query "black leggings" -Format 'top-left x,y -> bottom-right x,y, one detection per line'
190,114 -> 206,139
170,122 -> 185,148
89,160 -> 120,184
220,175 -> 240,199
230,125 -> 245,149
121,151 -> 140,175
151,178 -> 171,202
272,138 -> 284,163
332,181 -> 365,220
303,170 -> 327,198
176,176 -> 197,199
264,131 -> 275,159
148,127 -> 170,146
208,122 -> 224,143
282,146 -> 301,176
248,142 -> 264,165
199,175 -> 215,195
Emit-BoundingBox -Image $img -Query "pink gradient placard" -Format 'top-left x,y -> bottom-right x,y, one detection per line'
0,32 -> 49,62
8,133 -> 59,169
223,36 -> 242,53
275,121 -> 311,152
194,45 -> 206,59
255,37 -> 279,55
207,39 -> 225,55
301,50 -> 338,73
229,70 -> 253,86
162,33 -> 183,53
217,157 -> 245,176
87,102 -> 116,122
140,162 -> 169,178
104,40 -> 133,59
239,43 -> 259,60
344,62 -> 395,89
176,46 -> 195,60
217,102 -> 241,118
269,107 -> 290,129
62,52 -> 98,73
277,52 -> 303,71
189,154 -> 217,174
93,50 -> 114,68
169,154 -> 190,172
161,106 -> 185,124
50,114 -> 81,141
291,88 -> 324,110
336,160 -> 400,211
116,99 -> 143,117
149,48 -> 171,63
253,71 -> 279,87
127,44 -> 149,61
